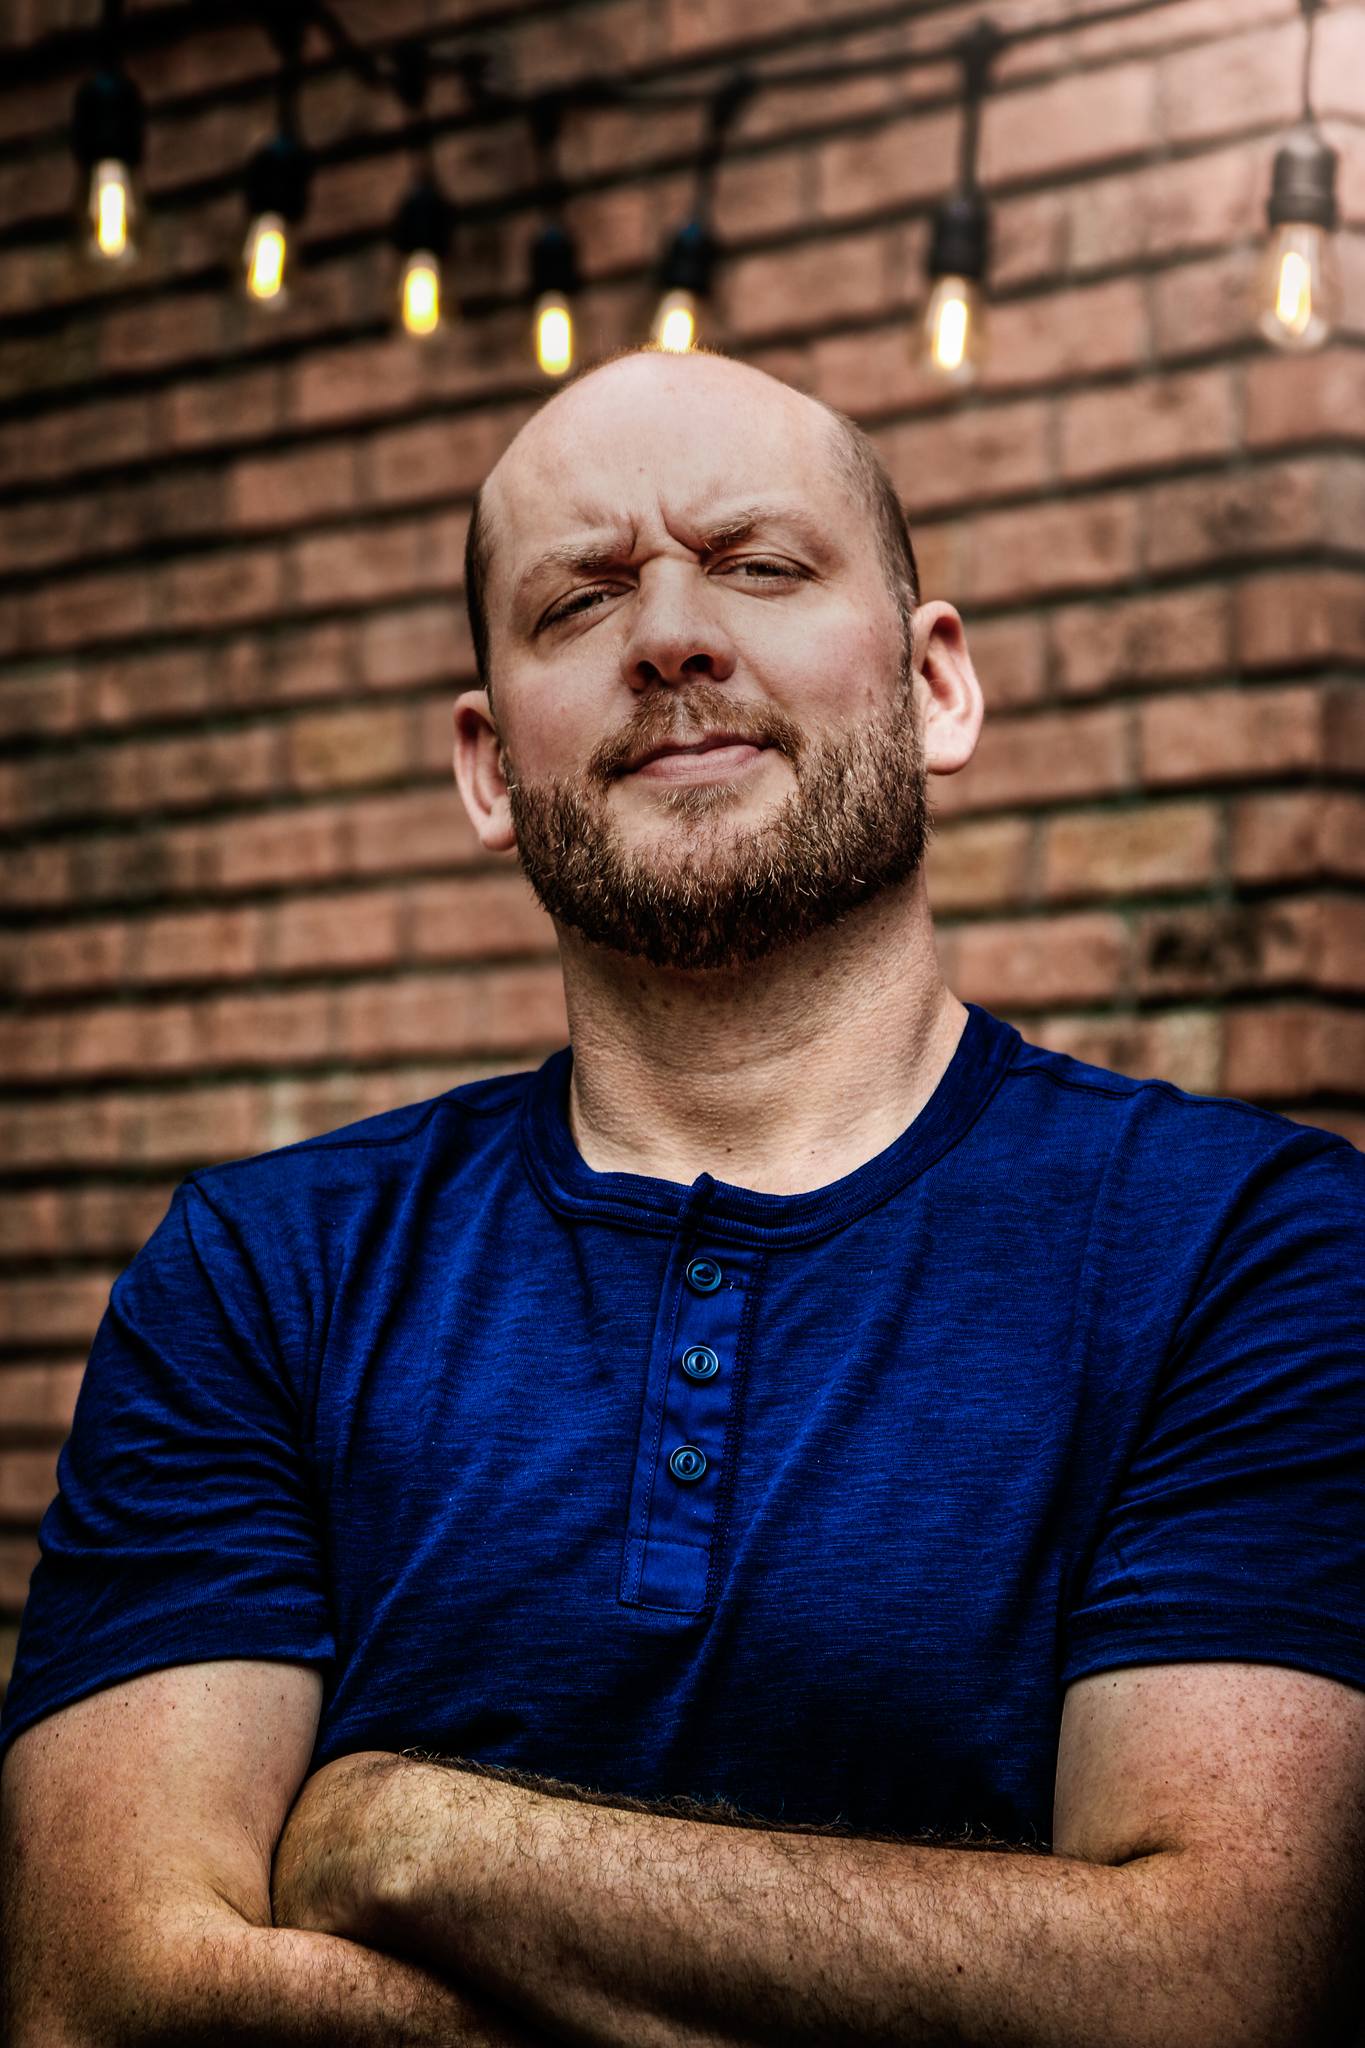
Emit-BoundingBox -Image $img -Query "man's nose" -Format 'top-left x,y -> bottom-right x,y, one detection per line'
621,560 -> 738,691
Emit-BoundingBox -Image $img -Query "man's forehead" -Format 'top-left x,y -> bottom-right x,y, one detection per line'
484,366 -> 849,592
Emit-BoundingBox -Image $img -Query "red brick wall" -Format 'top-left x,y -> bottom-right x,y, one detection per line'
1,0 -> 1363,1695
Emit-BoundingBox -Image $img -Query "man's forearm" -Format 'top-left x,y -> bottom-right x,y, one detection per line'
5,1899 -> 551,2048
369,1762 -> 1274,2048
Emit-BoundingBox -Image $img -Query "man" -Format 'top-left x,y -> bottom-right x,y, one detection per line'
2,343 -> 1363,2048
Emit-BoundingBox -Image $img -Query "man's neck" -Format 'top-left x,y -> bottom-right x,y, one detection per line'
557,879 -> 967,1198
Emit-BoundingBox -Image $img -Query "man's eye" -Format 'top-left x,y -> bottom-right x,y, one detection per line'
542,559 -> 803,628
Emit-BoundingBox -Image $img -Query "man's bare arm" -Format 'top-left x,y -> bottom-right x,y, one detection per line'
0,1660 -> 551,2048
282,1662 -> 1365,2048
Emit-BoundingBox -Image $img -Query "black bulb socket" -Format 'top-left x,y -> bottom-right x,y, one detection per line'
1267,125 -> 1339,232
531,221 -> 579,297
927,189 -> 989,283
72,68 -> 144,170
657,218 -> 716,296
393,179 -> 453,260
245,132 -> 310,224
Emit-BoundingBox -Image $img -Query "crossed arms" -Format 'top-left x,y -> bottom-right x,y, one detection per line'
3,1654 -> 1364,2047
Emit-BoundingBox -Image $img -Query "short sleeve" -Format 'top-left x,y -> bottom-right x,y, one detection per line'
1063,1133 -> 1365,1694
0,1177 -> 336,1762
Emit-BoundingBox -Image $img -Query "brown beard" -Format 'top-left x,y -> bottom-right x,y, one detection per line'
500,638 -> 932,973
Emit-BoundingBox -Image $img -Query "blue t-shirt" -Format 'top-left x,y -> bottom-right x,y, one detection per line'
3,1001 -> 1363,1847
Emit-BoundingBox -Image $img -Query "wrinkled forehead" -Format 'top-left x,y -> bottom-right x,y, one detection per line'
482,358 -> 855,594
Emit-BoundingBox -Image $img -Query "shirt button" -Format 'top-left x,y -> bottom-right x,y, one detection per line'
681,1344 -> 720,1381
685,1256 -> 722,1294
668,1444 -> 707,1483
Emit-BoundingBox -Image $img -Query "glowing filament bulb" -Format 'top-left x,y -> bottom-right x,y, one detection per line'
89,160 -> 133,260
921,274 -> 984,386
244,214 -> 288,302
401,252 -> 441,336
1257,223 -> 1335,351
535,292 -> 574,377
652,288 -> 699,353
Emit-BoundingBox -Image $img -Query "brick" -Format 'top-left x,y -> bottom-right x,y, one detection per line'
0,1189 -> 64,1258
84,646 -> 213,729
977,279 -> 1148,396
563,177 -> 690,281
1140,460 -> 1327,574
284,703 -> 412,794
719,229 -> 891,342
517,0 -> 657,89
0,1533 -> 41,1610
1223,1001 -> 1365,1098
935,702 -> 1130,816
1041,800 -> 1220,899
291,514 -> 466,611
948,910 -> 1130,1007
408,874 -> 557,961
100,293 -> 224,376
0,661 -> 83,741
59,999 -> 201,1080
104,725 -> 279,817
1325,681 -> 1365,774
1138,683 -> 1326,786
307,150 -> 410,241
216,805 -> 349,894
1158,19 -> 1301,145
0,1362 -> 84,1434
1035,1007 -> 1222,1095
1151,247 -> 1262,359
710,150 -> 810,241
23,393 -> 156,484
334,966 -> 568,1062
159,548 -> 284,632
1050,586 -> 1233,696
63,1181 -> 180,1260
15,918 -> 129,996
290,340 -> 425,431
980,62 -> 1157,185
1058,368 -> 1237,483
1313,3 -> 1365,119
227,442 -> 358,531
126,1084 -> 268,1169
0,842 -> 73,912
132,905 -> 262,985
1244,347 -> 1365,449
201,988 -> 334,1069
1134,896 -> 1340,999
22,566 -> 154,654
1232,790 -> 1365,884
949,492 -> 1140,607
0,1273 -> 113,1348
883,398 -> 1052,515
163,365 -> 283,452
361,603 -> 470,691
254,622 -> 361,707
921,815 -> 1033,912
366,405 -> 525,509
0,1448 -> 60,1522
0,1094 -> 131,1172
263,889 -> 404,975
990,190 -> 1070,290
814,110 -> 960,221
955,613 -> 1049,711
344,788 -> 485,874
1233,569 -> 1365,670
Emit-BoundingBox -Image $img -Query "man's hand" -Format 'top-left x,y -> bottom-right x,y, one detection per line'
271,1750 -> 410,1944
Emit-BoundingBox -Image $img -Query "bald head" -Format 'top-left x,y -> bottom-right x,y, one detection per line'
462,345 -> 919,704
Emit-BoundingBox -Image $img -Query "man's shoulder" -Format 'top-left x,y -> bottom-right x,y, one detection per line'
997,1019 -> 1361,1194
183,1063 -> 543,1215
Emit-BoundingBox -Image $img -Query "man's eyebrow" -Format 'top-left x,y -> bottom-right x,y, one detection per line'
511,501 -> 833,615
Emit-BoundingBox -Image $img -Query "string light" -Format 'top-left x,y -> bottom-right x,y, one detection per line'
1257,0 -> 1338,352
920,22 -> 1000,388
394,179 -> 454,337
62,3 -> 1300,376
531,222 -> 579,377
71,60 -> 144,264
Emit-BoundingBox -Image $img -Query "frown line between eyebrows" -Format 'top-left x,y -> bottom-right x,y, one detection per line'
513,500 -> 835,622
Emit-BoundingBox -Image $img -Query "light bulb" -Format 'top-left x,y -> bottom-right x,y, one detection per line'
243,213 -> 289,304
922,275 -> 984,385
1257,222 -> 1337,352
535,291 -> 574,377
87,159 -> 136,262
400,251 -> 441,337
651,287 -> 699,353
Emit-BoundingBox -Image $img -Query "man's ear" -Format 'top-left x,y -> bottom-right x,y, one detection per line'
910,601 -> 985,778
453,688 -> 518,854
